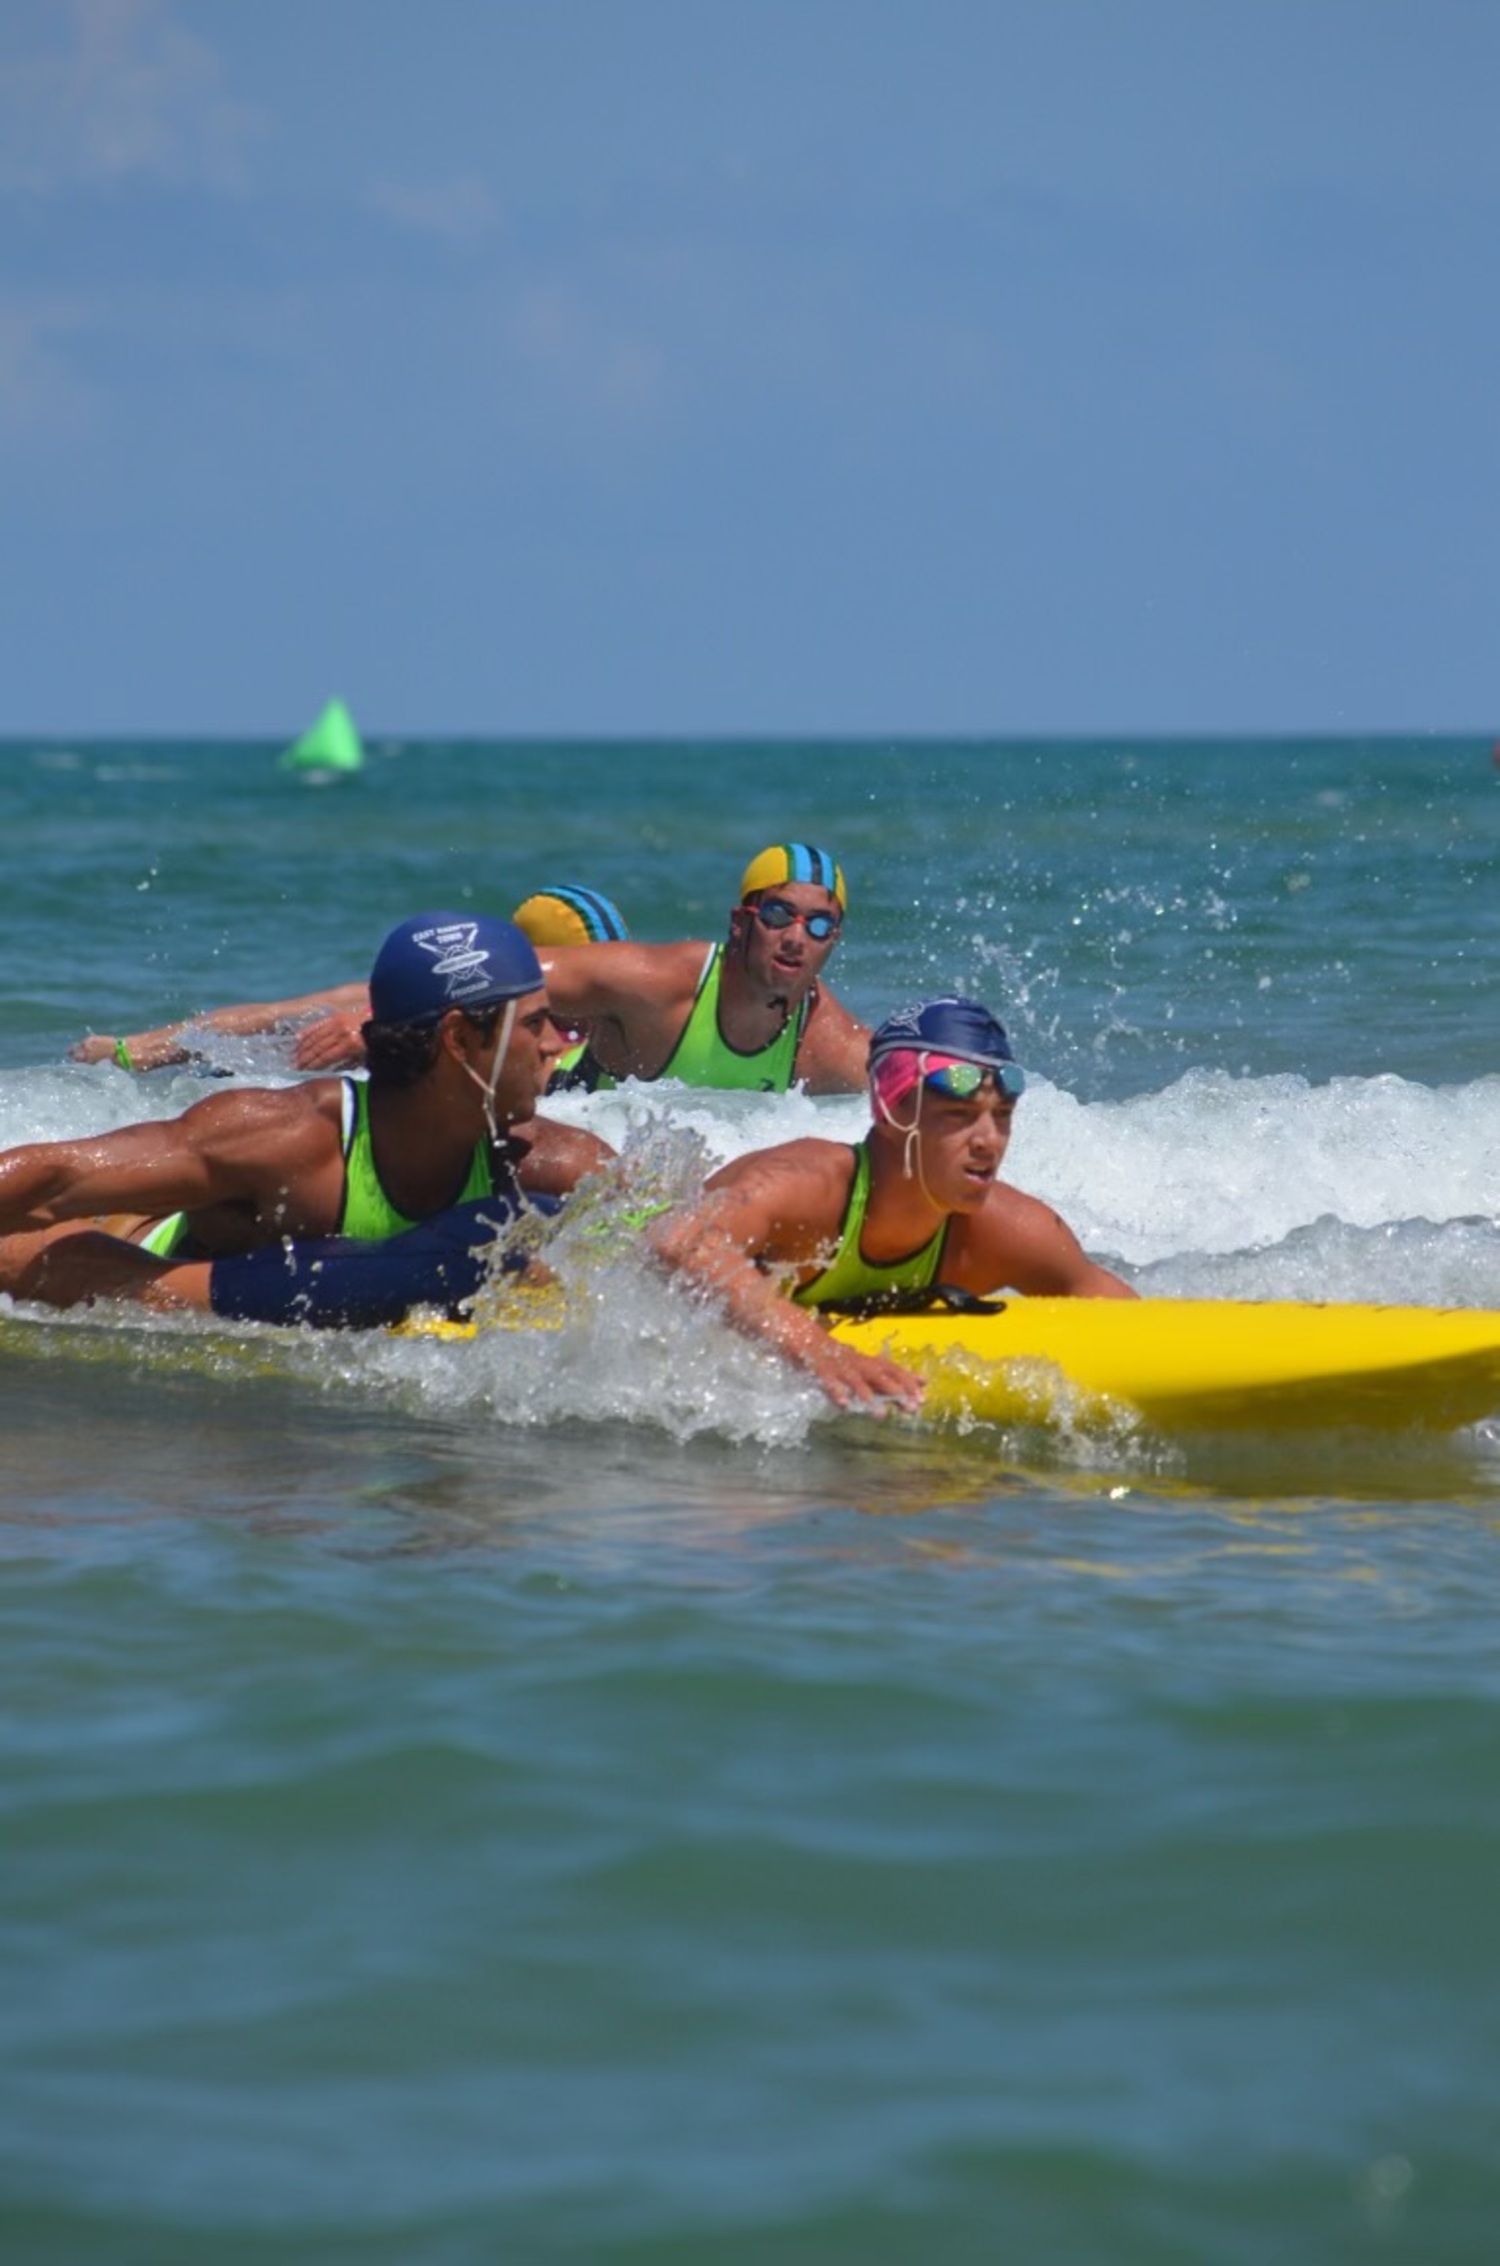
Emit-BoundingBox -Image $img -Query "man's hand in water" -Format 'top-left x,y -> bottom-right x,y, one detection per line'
290,1011 -> 368,1072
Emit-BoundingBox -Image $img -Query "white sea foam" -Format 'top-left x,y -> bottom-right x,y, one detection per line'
7,1057 -> 1498,1301
3,1058 -> 1497,1453
543,1066 -> 1500,1296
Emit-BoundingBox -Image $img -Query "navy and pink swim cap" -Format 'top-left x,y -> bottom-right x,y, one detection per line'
868,997 -> 1027,1109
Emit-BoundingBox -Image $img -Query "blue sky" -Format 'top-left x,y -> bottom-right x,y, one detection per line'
2,0 -> 1497,734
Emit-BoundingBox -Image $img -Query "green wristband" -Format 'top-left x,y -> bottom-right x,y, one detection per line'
113,1038 -> 136,1072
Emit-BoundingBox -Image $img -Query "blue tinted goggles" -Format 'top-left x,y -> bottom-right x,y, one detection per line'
924,1059 -> 1026,1100
751,896 -> 842,942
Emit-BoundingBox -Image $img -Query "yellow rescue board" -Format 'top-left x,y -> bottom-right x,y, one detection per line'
405,1297 -> 1500,1432
834,1299 -> 1500,1430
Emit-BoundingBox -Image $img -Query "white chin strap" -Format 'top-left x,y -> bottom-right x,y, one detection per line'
871,1049 -> 930,1192
460,996 -> 517,1144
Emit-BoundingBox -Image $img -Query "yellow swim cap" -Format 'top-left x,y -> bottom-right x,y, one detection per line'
738,843 -> 847,909
511,885 -> 629,948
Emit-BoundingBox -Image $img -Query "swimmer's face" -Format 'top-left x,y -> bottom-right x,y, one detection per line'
909,1082 -> 1018,1213
499,988 -> 571,1114
454,988 -> 567,1119
732,883 -> 844,997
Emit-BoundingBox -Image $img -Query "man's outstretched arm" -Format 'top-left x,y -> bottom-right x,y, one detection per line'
647,1156 -> 925,1414
72,982 -> 370,1072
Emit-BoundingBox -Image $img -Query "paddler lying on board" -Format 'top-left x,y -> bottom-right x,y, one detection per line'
525,842 -> 870,1093
647,997 -> 1136,1414
67,886 -> 632,1085
69,843 -> 872,1095
0,914 -> 610,1323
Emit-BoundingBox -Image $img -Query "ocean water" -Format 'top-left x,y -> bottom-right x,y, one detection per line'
2,734 -> 1499,2262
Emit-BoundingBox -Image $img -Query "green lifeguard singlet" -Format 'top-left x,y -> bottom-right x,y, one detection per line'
134,1079 -> 498,1258
137,1212 -> 193,1258
655,944 -> 812,1092
791,1144 -> 949,1309
337,1078 -> 495,1238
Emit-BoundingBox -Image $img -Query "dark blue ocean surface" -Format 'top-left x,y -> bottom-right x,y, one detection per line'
5,733 -> 1496,1088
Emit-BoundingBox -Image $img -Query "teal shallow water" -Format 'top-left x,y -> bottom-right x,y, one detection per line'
5,1396 -> 1500,2259
2,737 -> 1499,2257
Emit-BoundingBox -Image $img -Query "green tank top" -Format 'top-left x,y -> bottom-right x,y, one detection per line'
549,1040 -> 610,1093
338,1078 -> 495,1239
138,1211 -> 191,1258
791,1144 -> 949,1308
656,945 -> 811,1092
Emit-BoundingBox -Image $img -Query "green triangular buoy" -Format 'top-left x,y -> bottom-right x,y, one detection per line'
278,697 -> 364,776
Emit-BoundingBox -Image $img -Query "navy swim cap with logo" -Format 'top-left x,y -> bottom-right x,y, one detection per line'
367,912 -> 543,1026
868,997 -> 1021,1074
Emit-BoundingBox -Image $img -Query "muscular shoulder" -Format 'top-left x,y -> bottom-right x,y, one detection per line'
174,1076 -> 346,1165
541,939 -> 710,1015
950,1180 -> 1105,1297
701,1137 -> 856,1259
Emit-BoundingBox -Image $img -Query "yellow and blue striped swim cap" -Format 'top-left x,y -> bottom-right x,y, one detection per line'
738,843 -> 847,909
511,885 -> 629,949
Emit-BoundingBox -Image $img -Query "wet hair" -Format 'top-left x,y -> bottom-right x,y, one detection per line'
362,1004 -> 503,1091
